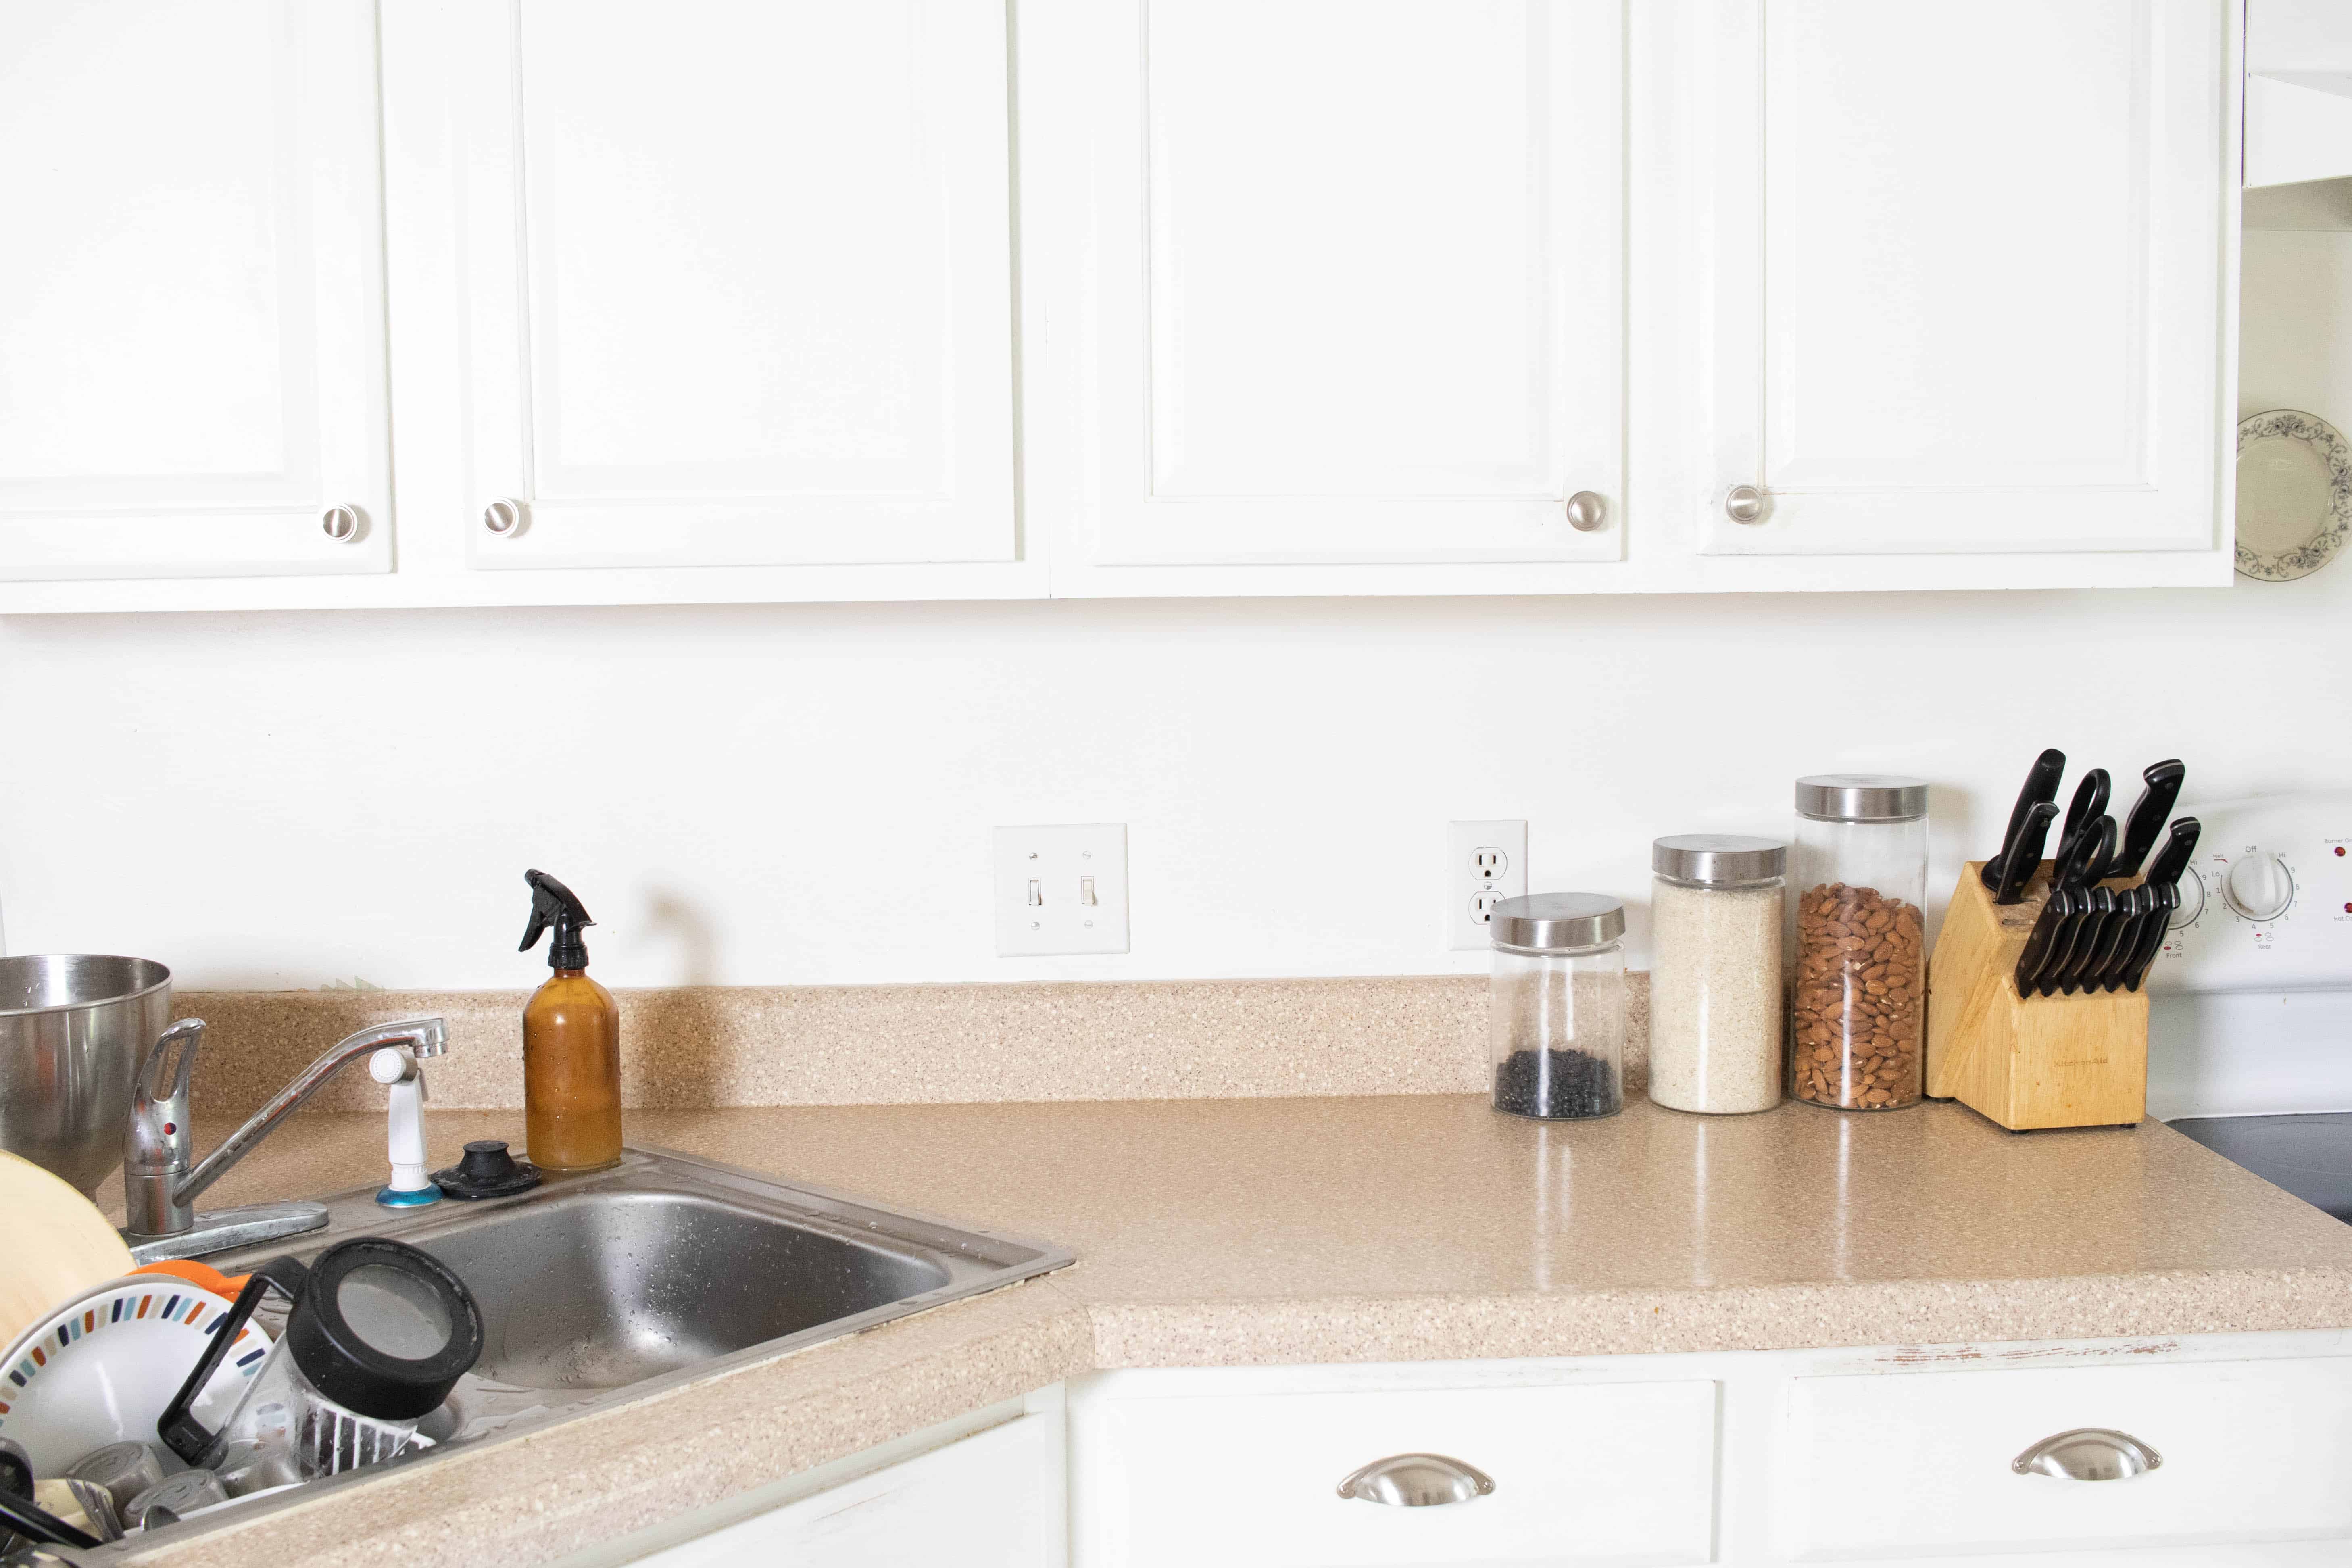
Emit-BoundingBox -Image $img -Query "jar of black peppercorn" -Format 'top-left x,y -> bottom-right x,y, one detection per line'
1488,894 -> 1627,1120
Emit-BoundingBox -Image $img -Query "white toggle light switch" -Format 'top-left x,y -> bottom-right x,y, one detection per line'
995,825 -> 1129,956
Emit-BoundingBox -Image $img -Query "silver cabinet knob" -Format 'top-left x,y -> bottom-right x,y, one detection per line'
320,505 -> 362,542
1563,491 -> 1607,532
1336,1453 -> 1495,1507
2012,1429 -> 2162,1481
1724,484 -> 1766,524
482,498 -> 526,537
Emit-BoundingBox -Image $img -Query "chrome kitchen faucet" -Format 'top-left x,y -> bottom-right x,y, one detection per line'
120,1015 -> 448,1262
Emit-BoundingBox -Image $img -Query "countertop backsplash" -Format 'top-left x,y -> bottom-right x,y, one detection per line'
180,974 -> 1655,1119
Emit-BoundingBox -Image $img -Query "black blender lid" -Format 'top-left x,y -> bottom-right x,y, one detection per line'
285,1237 -> 484,1422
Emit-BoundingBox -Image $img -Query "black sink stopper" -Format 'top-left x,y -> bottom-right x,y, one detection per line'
432,1139 -> 542,1200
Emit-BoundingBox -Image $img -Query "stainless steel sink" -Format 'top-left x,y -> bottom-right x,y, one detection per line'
423,1187 -> 960,1391
131,1143 -> 1072,1543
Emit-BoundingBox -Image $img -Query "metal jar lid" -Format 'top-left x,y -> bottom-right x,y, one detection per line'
1491,893 -> 1624,952
1794,774 -> 1929,823
1651,834 -> 1786,884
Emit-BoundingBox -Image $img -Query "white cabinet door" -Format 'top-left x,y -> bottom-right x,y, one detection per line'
0,0 -> 391,581
1780,1357 -> 2352,1558
439,0 -> 1016,572
1074,1377 -> 1717,1567
1028,0 -> 1625,569
631,1412 -> 1059,1568
1683,0 -> 2235,559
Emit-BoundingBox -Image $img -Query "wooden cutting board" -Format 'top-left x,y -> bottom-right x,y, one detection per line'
0,1149 -> 133,1351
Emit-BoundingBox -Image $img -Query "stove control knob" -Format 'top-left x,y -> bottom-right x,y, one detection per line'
2222,852 -> 2295,922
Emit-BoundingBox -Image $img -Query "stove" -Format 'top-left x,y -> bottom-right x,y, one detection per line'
2140,791 -> 2352,1226
2169,1113 -> 2352,1224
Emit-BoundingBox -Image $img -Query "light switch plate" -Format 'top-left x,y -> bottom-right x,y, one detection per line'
994,824 -> 1130,956
1448,819 -> 1528,949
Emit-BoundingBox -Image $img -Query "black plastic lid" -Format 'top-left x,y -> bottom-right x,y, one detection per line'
285,1238 -> 484,1421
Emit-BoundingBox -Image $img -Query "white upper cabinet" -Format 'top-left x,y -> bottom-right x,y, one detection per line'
1024,0 -> 1626,571
0,0 -> 391,581
1678,0 -> 2235,560
436,0 -> 1017,572
0,0 -> 2244,609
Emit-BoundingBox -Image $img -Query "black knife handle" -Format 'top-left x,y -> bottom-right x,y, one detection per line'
2037,889 -> 2092,997
2123,884 -> 2180,992
2014,890 -> 2068,997
2114,760 -> 2186,880
2143,817 -> 2202,891
1992,800 -> 2060,905
1983,748 -> 2068,891
2093,886 -> 2154,992
2063,768 -> 2112,844
2060,888 -> 2121,995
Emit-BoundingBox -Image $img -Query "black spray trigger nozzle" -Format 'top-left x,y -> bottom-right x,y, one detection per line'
520,868 -> 594,970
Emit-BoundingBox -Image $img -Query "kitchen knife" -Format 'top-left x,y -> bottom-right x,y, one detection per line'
1990,800 -> 2062,905
2014,885 -> 2075,997
2092,885 -> 2153,992
2057,886 -> 2118,995
2119,886 -> 2176,994
2034,886 -> 2096,998
2033,819 -> 2116,996
2112,759 -> 2187,880
2141,817 -> 2202,899
1982,748 -> 2067,892
2062,768 -> 2112,847
2123,818 -> 2203,993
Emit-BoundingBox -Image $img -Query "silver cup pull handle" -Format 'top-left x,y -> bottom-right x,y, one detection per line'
1336,1453 -> 1495,1507
2012,1428 -> 2163,1481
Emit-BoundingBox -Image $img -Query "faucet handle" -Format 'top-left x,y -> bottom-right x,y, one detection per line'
127,1019 -> 206,1176
135,1019 -> 205,1111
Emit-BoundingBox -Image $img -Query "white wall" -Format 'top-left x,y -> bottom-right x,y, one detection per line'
0,232 -> 2346,992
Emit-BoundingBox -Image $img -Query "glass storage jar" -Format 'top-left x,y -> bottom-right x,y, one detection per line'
1648,835 -> 1787,1114
1488,894 -> 1626,1120
1789,775 -> 1929,1111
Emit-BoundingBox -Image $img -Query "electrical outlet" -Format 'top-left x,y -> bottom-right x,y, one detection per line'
994,824 -> 1129,956
1448,819 -> 1528,949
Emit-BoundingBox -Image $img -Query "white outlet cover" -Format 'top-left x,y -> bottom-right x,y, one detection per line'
1448,819 -> 1528,950
994,824 -> 1130,957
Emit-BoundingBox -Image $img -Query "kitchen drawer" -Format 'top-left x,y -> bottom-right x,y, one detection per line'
1781,1357 -> 2352,1559
1080,1378 -> 1718,1567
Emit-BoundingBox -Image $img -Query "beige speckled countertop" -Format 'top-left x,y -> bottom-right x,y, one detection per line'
113,1093 -> 2352,1568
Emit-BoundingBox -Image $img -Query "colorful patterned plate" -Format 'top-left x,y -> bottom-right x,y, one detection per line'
0,1277 -> 269,1472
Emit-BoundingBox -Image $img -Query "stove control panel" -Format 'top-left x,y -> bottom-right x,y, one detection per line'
2150,791 -> 2352,993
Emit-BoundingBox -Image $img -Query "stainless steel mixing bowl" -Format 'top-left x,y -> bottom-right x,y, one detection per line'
0,955 -> 173,1196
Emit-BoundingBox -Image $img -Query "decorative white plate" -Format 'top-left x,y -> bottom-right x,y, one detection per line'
0,1278 -> 269,1473
2237,409 -> 2352,581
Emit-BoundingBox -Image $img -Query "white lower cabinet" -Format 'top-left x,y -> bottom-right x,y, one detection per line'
593,1331 -> 2352,1568
617,1405 -> 1063,1568
1070,1332 -> 2352,1568
1783,1357 -> 2352,1559
1075,1377 -> 1717,1567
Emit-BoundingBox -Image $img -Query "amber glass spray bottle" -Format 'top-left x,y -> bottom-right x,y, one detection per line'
518,868 -> 622,1170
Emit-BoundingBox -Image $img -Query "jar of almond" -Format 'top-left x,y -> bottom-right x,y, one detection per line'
1789,776 -> 1929,1112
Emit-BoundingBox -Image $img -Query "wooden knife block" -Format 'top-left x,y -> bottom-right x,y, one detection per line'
1923,862 -> 2148,1130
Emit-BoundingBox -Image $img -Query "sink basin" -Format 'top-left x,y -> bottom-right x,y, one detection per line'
156,1143 -> 1072,1545
422,1188 -> 957,1390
